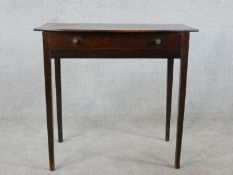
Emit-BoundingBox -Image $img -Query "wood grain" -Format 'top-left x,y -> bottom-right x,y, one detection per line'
43,32 -> 55,171
175,32 -> 190,169
34,23 -> 199,32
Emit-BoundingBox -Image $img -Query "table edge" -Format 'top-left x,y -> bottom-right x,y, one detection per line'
34,23 -> 199,32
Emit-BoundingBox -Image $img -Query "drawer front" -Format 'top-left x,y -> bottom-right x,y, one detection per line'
49,32 -> 181,50
118,33 -> 181,49
50,33 -> 118,49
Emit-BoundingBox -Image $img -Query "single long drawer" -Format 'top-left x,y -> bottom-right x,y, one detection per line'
49,32 -> 182,50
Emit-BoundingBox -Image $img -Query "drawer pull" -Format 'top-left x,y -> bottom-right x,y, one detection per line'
152,38 -> 162,45
72,38 -> 80,45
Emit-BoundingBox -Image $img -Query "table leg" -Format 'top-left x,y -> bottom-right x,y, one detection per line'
175,33 -> 189,169
43,32 -> 55,171
165,58 -> 174,141
55,58 -> 63,143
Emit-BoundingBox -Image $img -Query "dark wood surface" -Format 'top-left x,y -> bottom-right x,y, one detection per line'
49,33 -> 182,49
165,58 -> 174,141
55,58 -> 63,143
34,23 -> 198,32
37,23 -> 198,171
42,32 -> 55,171
48,32 -> 182,58
175,32 -> 189,169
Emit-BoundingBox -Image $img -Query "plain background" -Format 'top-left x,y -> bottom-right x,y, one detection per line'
0,0 -> 233,174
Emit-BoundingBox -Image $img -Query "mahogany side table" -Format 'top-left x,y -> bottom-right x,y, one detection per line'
34,23 -> 198,171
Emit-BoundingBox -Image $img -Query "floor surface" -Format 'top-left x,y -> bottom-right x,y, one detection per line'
0,115 -> 232,175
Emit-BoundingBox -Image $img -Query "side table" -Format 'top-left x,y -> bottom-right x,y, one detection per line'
34,23 -> 198,171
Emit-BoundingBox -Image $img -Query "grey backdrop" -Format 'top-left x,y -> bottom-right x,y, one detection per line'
0,0 -> 233,175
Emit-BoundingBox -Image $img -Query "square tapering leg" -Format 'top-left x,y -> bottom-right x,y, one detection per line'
43,32 -> 55,171
55,58 -> 63,143
175,33 -> 189,169
165,58 -> 174,141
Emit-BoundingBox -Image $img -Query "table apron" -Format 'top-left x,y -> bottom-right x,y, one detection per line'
50,48 -> 181,58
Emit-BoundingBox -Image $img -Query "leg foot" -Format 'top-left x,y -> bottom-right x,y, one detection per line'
50,163 -> 55,171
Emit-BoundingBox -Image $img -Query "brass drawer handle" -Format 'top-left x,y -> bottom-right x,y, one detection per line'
152,38 -> 162,45
72,37 -> 80,45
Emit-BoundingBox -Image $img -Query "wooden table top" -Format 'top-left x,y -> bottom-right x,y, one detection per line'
34,23 -> 199,33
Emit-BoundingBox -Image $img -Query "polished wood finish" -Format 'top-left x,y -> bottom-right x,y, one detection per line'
49,32 -> 181,49
35,23 -> 198,171
49,32 -> 182,59
165,58 -> 174,141
34,23 -> 199,32
42,32 -> 55,171
175,33 -> 189,169
55,58 -> 63,143
50,48 -> 181,59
